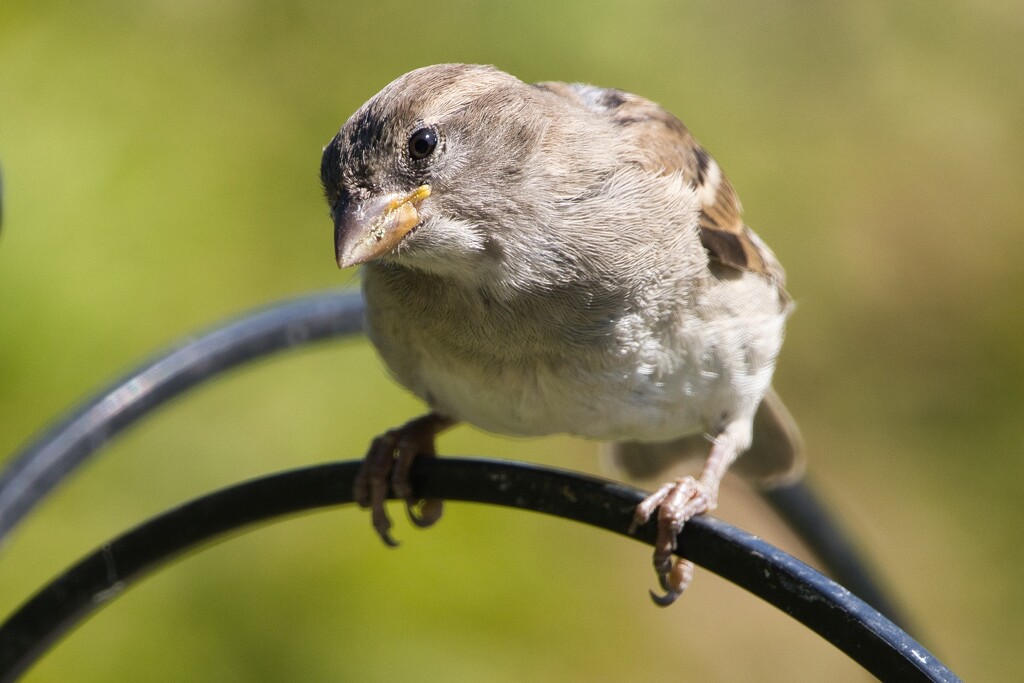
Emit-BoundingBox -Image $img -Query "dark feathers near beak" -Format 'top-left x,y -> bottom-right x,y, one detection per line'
334,185 -> 431,268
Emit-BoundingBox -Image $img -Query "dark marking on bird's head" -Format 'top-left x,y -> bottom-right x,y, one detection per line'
319,95 -> 415,215
599,89 -> 626,110
344,99 -> 389,156
693,147 -> 711,186
320,133 -> 344,205
700,224 -> 749,270
321,65 -> 512,204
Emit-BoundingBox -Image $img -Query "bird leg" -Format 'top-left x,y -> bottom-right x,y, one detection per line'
353,413 -> 455,547
631,430 -> 740,606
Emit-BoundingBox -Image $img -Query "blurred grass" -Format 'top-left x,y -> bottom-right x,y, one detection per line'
1,1 -> 1021,680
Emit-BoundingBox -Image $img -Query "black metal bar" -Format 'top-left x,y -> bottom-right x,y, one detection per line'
763,482 -> 913,633
0,291 -> 366,544
0,458 -> 960,683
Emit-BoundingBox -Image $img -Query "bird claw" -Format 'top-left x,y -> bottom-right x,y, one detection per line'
372,510 -> 400,548
648,588 -> 679,607
649,558 -> 694,606
407,498 -> 444,528
352,414 -> 452,546
633,475 -> 714,605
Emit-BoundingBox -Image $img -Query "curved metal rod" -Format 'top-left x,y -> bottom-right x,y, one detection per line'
0,290 -> 366,543
0,458 -> 959,682
761,481 -> 911,631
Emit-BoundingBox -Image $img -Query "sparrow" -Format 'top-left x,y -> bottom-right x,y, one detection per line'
320,64 -> 803,605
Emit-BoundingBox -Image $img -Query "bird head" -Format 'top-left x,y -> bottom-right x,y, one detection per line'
320,64 -> 556,282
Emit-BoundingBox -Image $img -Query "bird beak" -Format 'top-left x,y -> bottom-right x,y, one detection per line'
334,185 -> 431,268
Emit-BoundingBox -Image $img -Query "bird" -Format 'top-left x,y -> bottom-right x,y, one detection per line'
320,63 -> 803,605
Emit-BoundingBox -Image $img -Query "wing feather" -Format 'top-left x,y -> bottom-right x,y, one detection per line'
535,81 -> 787,288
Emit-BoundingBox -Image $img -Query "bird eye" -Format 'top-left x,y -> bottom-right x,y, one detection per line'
408,127 -> 438,160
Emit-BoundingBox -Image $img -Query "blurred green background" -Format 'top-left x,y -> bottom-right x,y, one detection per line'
1,1 -> 1021,680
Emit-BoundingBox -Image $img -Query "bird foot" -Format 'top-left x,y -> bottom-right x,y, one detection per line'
352,413 -> 453,546
631,475 -> 717,606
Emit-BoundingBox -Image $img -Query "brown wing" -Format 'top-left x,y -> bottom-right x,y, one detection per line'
537,82 -> 787,286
